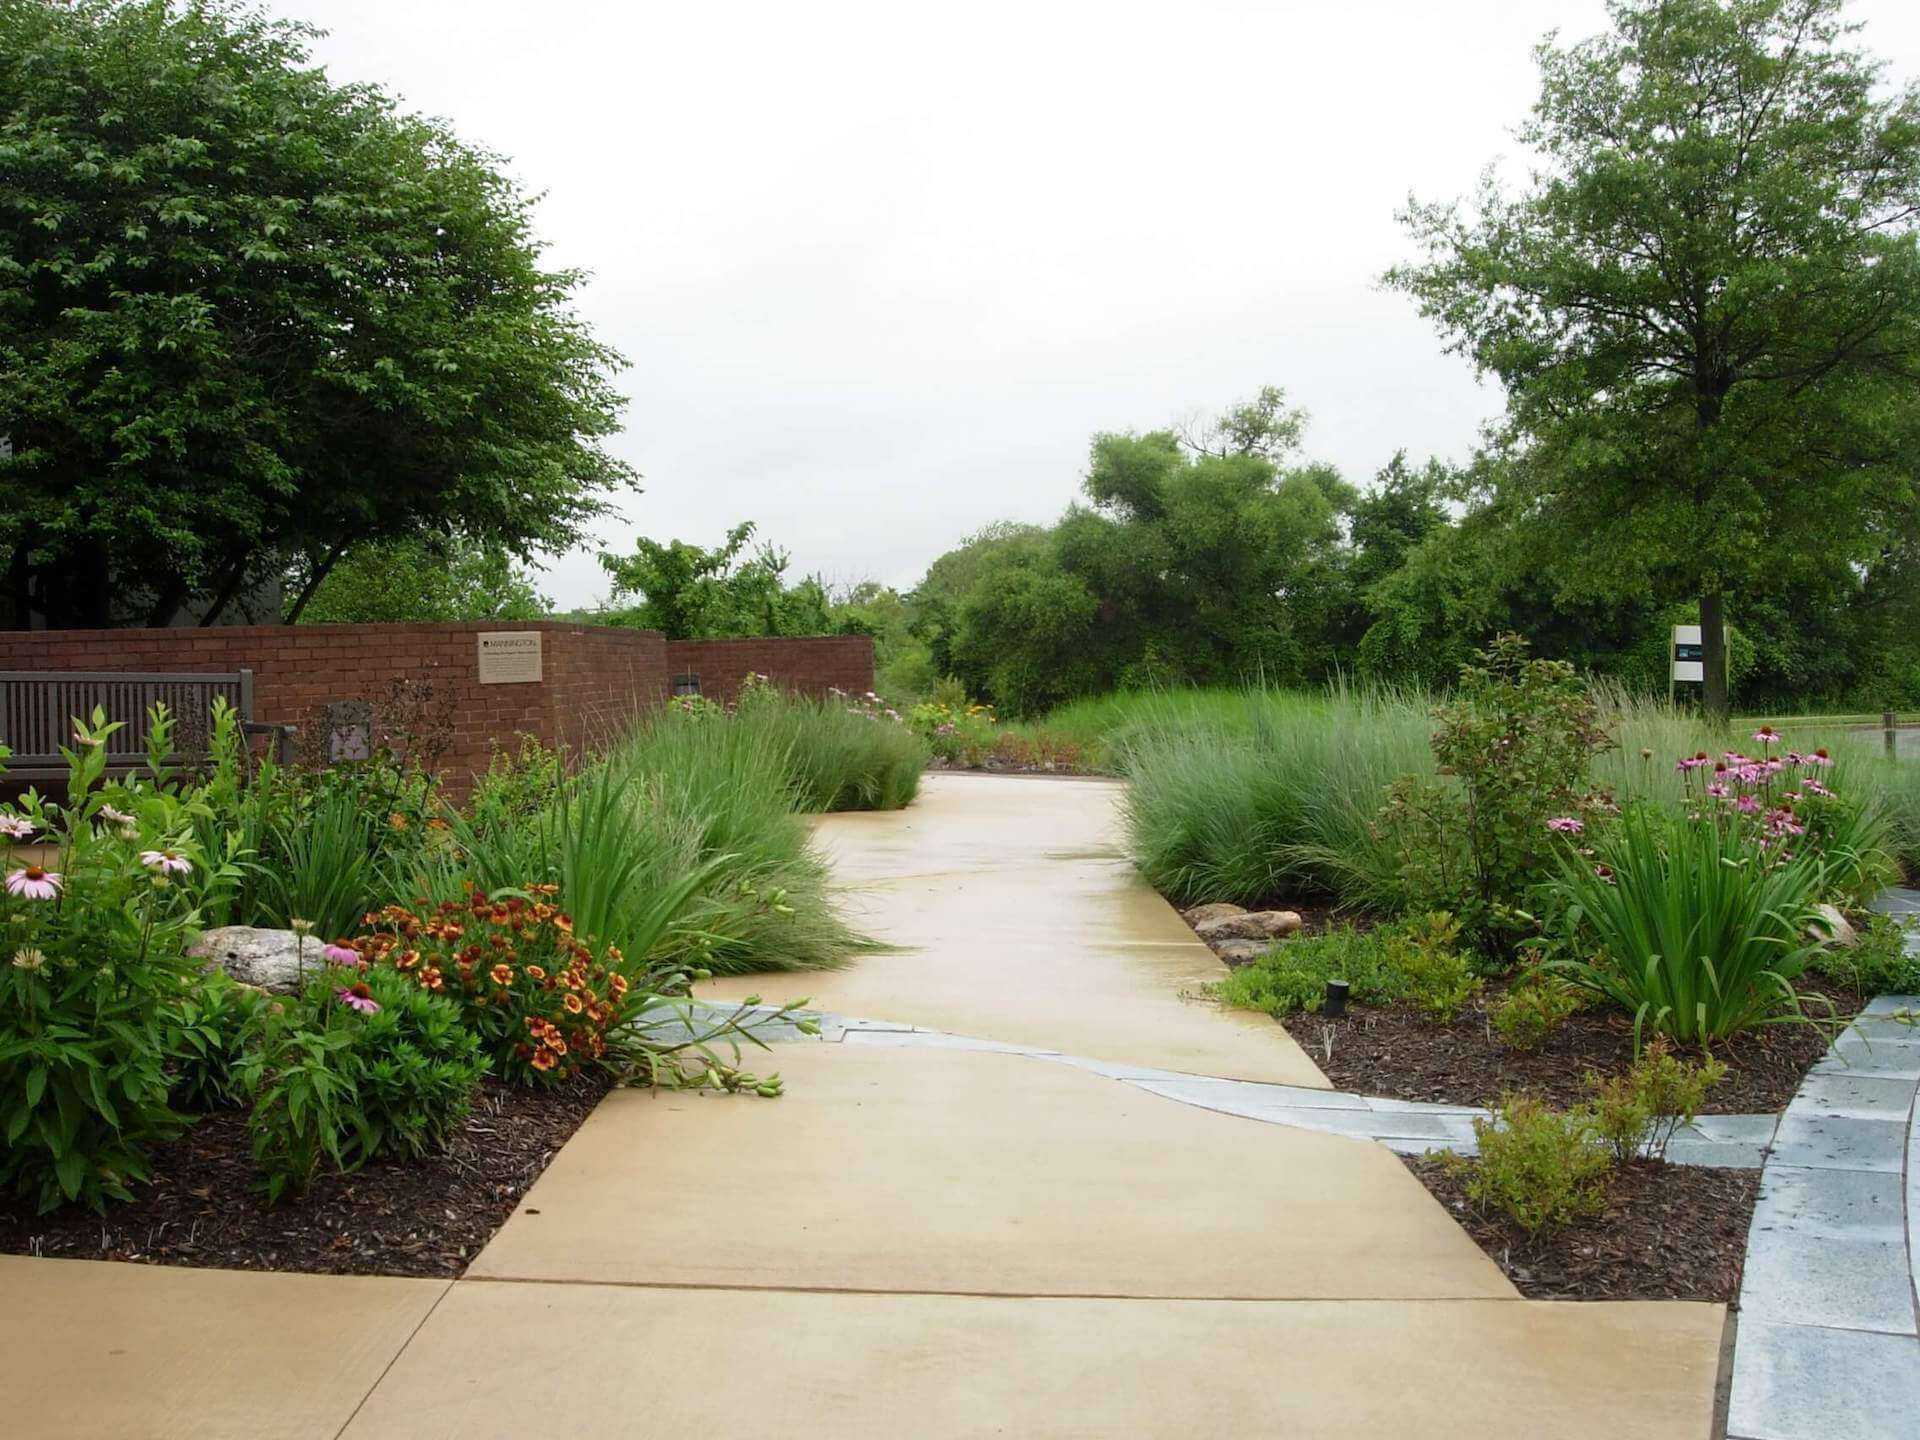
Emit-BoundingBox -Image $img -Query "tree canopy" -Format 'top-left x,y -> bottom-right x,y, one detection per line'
0,0 -> 633,627
1388,0 -> 1920,717
596,521 -> 839,639
294,536 -> 550,626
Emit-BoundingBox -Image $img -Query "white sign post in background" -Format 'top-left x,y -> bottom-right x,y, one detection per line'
1669,624 -> 1726,707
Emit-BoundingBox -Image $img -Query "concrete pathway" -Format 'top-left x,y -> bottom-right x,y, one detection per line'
700,775 -> 1328,1085
9,774 -> 1731,1438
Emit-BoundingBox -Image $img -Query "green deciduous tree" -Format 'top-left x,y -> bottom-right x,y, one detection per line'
0,0 -> 632,628
597,521 -> 836,639
1389,0 -> 1920,719
294,536 -> 550,625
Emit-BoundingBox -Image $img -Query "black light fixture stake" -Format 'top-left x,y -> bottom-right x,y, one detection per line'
1323,978 -> 1349,1018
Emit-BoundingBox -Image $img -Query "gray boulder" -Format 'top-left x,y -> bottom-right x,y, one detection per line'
1194,910 -> 1304,943
1184,902 -> 1249,927
1210,939 -> 1270,968
1808,903 -> 1859,949
187,926 -> 329,993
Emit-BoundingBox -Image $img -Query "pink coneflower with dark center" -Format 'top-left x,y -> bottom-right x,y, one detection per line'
1546,816 -> 1585,834
5,867 -> 61,901
138,849 -> 192,876
1753,726 -> 1781,746
321,943 -> 365,969
0,815 -> 34,840
336,982 -> 380,1014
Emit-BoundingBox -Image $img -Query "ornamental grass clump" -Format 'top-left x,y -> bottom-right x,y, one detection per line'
730,675 -> 926,812
1545,807 -> 1832,1045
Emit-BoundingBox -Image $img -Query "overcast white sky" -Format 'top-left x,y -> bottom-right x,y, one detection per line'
287,0 -> 1920,609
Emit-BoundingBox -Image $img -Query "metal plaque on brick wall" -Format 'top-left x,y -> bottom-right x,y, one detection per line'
477,631 -> 543,685
324,699 -> 374,762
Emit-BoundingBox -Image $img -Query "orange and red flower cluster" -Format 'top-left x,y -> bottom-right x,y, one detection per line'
348,885 -> 635,1085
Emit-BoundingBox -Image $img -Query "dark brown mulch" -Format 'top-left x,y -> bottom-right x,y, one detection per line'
0,1073 -> 610,1277
1405,1154 -> 1761,1302
1277,978 -> 1866,1114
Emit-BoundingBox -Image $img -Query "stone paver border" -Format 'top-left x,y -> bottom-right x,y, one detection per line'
658,1000 -> 1789,1167
1724,993 -> 1920,1440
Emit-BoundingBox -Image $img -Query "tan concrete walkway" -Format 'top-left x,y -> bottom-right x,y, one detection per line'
10,774 -> 1728,1438
702,774 -> 1328,1085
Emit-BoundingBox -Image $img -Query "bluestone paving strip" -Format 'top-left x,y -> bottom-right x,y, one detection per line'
1726,981 -> 1920,1440
685,1001 -> 1783,1164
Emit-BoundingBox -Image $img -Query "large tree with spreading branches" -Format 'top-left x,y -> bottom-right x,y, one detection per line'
0,0 -> 633,627
1389,0 -> 1920,719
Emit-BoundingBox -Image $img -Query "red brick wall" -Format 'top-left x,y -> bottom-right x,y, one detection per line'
0,621 -> 670,795
0,625 -> 870,791
663,635 -> 875,707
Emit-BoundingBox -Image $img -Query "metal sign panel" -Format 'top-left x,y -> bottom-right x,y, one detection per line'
477,631 -> 543,685
1672,625 -> 1704,682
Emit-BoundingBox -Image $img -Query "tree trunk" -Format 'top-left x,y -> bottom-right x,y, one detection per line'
281,539 -> 351,624
1700,589 -> 1729,724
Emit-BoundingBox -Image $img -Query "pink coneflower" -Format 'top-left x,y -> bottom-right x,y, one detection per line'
1705,782 -> 1730,799
1753,726 -> 1781,746
1592,863 -> 1616,885
1546,816 -> 1585,834
138,849 -> 192,876
336,982 -> 380,1014
1781,791 -> 1803,803
1736,795 -> 1761,815
1805,780 -> 1833,798
1676,753 -> 1711,773
99,805 -> 135,827
4,867 -> 60,900
1810,748 -> 1833,766
0,815 -> 33,841
321,943 -> 365,968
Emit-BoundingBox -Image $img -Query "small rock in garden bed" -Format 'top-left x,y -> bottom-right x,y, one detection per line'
1193,910 -> 1302,943
187,926 -> 326,994
1808,903 -> 1858,948
1183,902 -> 1249,927
1211,939 -> 1270,967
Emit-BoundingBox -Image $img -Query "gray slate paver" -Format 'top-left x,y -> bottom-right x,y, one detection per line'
1788,1071 -> 1918,1122
1726,1321 -> 1920,1440
1740,1232 -> 1916,1334
1769,1111 -> 1909,1174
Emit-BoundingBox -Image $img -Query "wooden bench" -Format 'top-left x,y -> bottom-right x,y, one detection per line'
0,669 -> 292,781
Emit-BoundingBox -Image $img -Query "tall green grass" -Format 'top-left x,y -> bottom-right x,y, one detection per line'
726,695 -> 927,812
413,710 -> 874,975
1117,682 -> 1919,911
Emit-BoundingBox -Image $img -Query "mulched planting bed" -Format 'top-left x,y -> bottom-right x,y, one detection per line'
0,1073 -> 610,1278
1277,978 -> 1867,1113
1405,1154 -> 1761,1302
